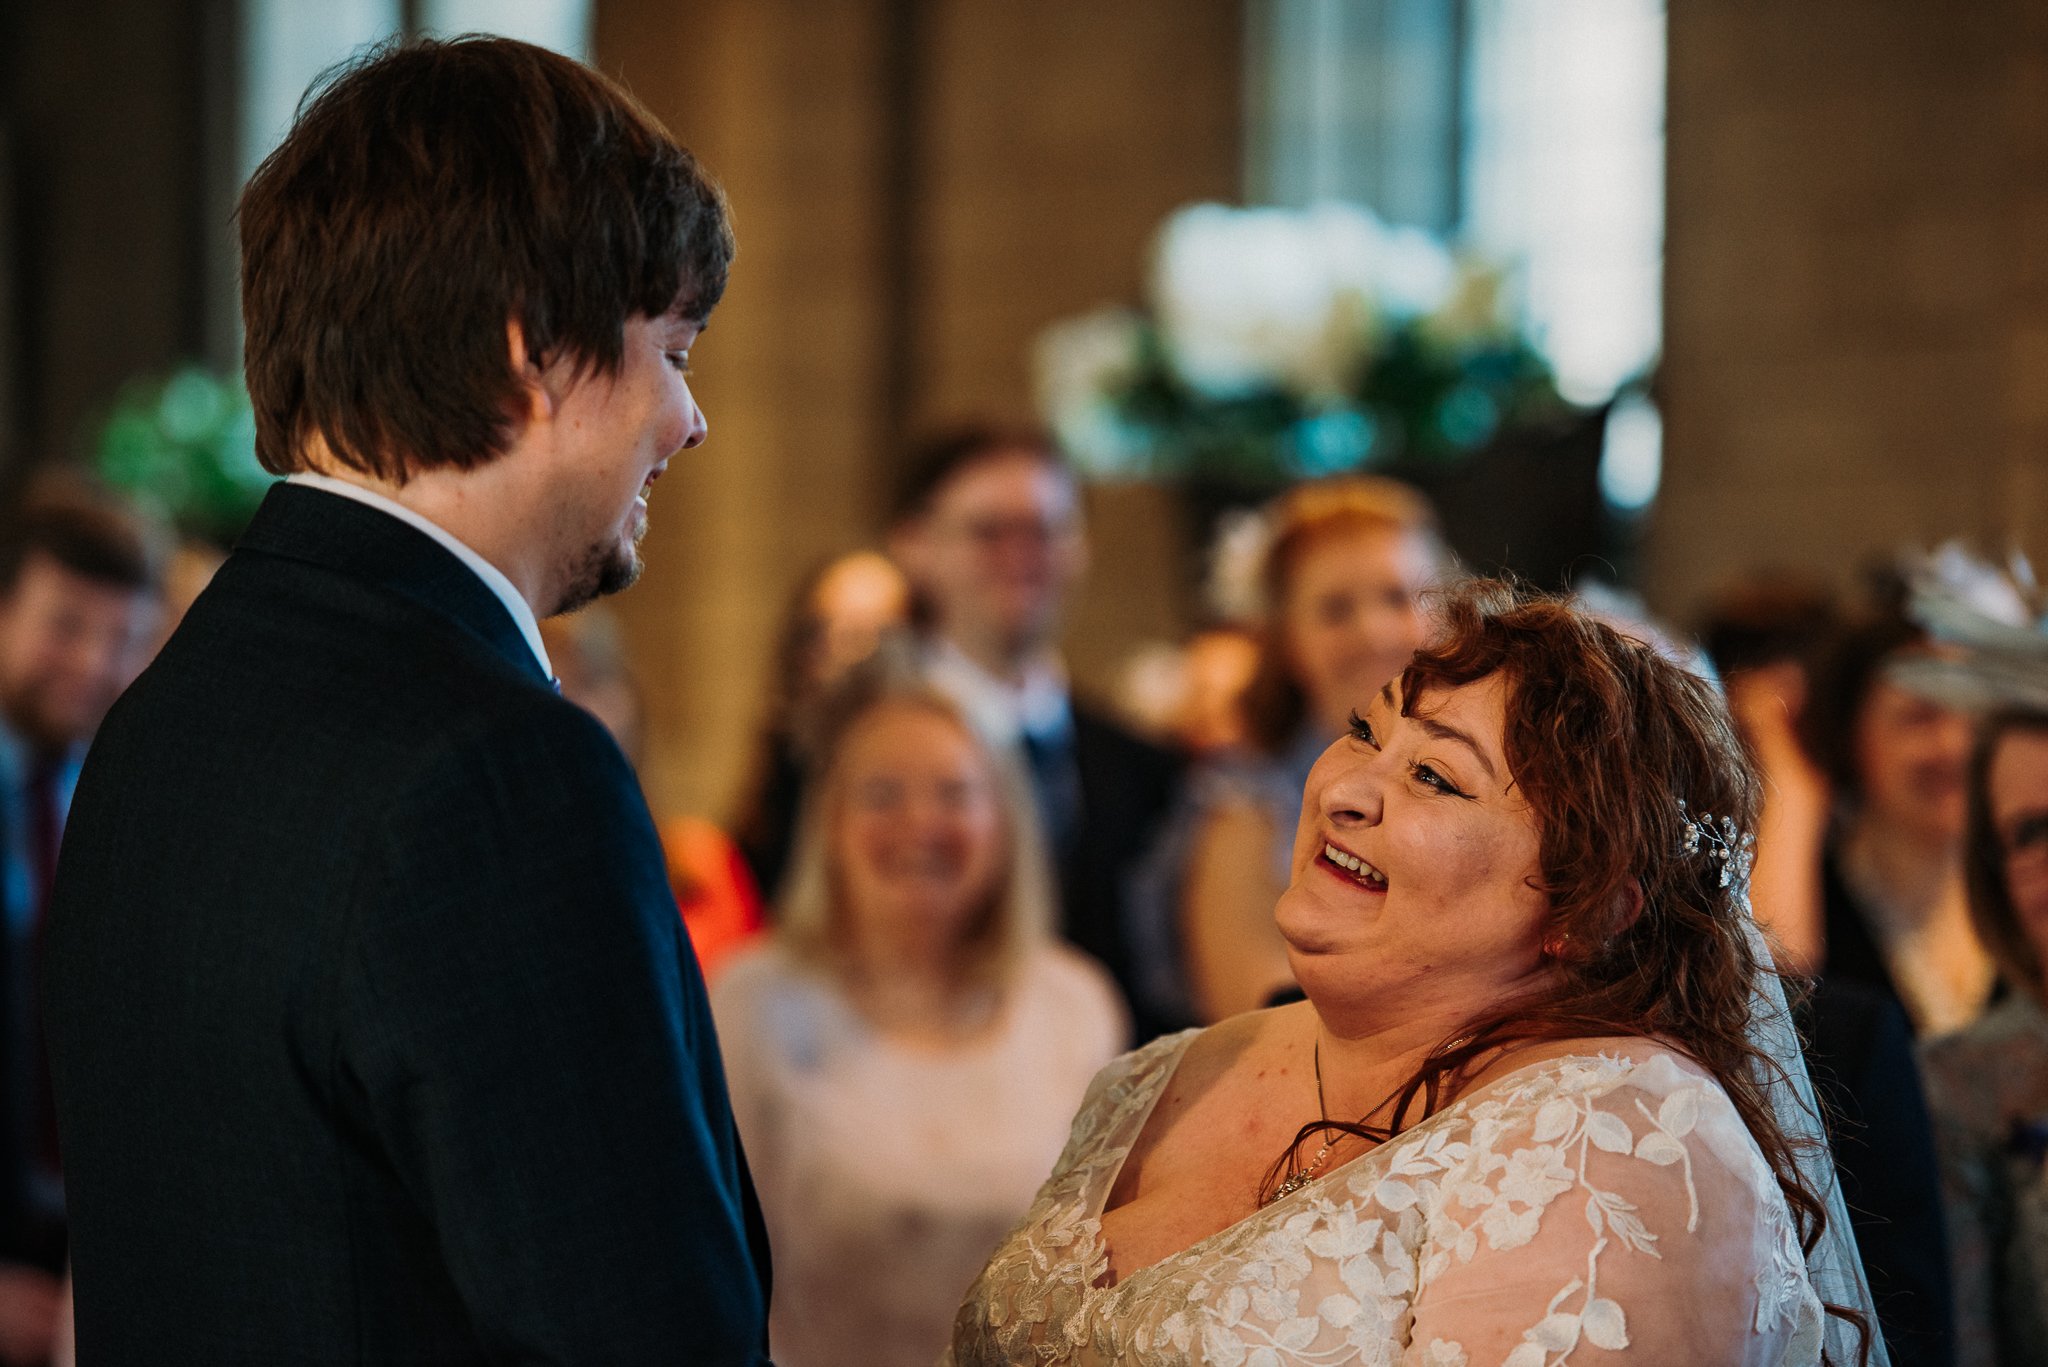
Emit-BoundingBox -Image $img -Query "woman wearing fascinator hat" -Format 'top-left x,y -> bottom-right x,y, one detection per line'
1801,627 -> 1992,1040
948,580 -> 1884,1367
1904,554 -> 2048,1366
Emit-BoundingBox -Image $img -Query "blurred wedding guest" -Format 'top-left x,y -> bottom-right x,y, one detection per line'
1698,576 -> 1841,968
1173,627 -> 1260,754
1702,576 -> 1956,1367
541,606 -> 647,762
544,609 -> 765,980
1923,709 -> 2048,1367
0,481 -> 161,1366
1111,627 -> 1260,759
1159,477 -> 1443,1025
1806,603 -> 1995,1034
733,551 -> 911,903
45,1284 -> 66,1367
712,667 -> 1122,1367
888,425 -> 1179,1035
660,818 -> 765,984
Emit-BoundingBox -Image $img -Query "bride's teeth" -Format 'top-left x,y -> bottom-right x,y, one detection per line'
1325,843 -> 1387,886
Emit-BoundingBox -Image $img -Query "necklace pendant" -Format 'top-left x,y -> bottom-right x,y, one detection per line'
1271,1171 -> 1310,1201
1270,1143 -> 1334,1204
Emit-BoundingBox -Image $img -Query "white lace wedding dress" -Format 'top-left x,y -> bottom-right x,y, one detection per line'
946,1031 -> 1828,1366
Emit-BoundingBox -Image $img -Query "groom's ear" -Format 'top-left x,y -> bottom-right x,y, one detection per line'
505,319 -> 556,426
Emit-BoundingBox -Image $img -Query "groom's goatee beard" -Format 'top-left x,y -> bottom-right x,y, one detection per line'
554,537 -> 643,616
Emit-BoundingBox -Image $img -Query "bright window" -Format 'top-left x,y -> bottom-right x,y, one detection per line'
1248,0 -> 1666,408
240,0 -> 591,182
1461,0 -> 1665,406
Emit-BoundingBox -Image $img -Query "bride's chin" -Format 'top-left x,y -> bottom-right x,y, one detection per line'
1274,894 -> 1344,957
1280,929 -> 1346,963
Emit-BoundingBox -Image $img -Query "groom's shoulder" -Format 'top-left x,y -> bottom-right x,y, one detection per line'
100,555 -> 618,814
147,539 -> 531,717
186,540 -> 505,677
395,679 -> 637,817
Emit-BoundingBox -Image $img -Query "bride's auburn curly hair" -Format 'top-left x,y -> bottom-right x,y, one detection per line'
1287,579 -> 1867,1362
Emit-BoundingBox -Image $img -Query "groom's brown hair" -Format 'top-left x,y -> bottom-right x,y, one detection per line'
238,36 -> 733,483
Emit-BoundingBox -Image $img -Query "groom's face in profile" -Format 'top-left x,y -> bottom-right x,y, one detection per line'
544,309 -> 709,616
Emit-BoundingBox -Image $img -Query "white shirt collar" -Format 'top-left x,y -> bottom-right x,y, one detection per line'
925,636 -> 1071,748
285,473 -> 552,680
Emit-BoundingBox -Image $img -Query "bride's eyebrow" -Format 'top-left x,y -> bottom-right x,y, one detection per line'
1413,716 -> 1497,783
1385,679 -> 1499,783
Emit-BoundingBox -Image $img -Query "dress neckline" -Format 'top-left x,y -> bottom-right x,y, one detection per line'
1090,1033 -> 1657,1290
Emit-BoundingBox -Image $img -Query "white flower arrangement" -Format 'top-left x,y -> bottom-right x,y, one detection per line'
1150,201 -> 1454,400
1035,201 -> 1567,487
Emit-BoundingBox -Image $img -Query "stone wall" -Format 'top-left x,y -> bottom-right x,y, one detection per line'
594,0 -> 1241,818
1655,0 -> 2048,619
1,0 -> 233,492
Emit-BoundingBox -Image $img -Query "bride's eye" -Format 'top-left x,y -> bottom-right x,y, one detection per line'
1409,762 -> 1470,799
1347,712 -> 1377,747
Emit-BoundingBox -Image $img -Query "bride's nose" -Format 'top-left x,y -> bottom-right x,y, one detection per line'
1314,746 -> 1385,830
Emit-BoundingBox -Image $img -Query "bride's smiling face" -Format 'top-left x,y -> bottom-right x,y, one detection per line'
1276,672 -> 1551,1014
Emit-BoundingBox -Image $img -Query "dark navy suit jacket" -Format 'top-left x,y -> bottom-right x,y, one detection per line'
44,483 -> 771,1363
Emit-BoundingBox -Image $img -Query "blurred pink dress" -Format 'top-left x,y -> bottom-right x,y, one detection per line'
712,943 -> 1124,1367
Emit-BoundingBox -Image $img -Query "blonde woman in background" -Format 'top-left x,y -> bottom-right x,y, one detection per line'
712,662 -> 1124,1367
1166,478 -> 1447,1024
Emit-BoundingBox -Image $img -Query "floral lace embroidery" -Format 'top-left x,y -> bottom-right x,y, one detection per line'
947,1044 -> 1820,1367
1417,1063 -> 1701,1365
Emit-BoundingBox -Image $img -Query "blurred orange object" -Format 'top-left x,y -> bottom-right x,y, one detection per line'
659,816 -> 765,983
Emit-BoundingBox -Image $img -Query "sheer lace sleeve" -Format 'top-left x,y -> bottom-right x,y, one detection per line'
1403,1053 -> 1822,1366
1049,1030 -> 1197,1184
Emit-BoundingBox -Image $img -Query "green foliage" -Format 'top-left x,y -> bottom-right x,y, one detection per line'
96,368 -> 270,545
1109,315 -> 1569,491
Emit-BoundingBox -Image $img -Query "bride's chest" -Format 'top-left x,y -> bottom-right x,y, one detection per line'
964,1161 -> 1435,1367
949,1050 -> 1564,1367
1096,1118 -> 1306,1285
1096,1177 -> 1262,1289
1094,1045 -> 1371,1281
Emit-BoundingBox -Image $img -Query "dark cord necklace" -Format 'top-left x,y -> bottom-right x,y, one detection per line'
1267,1037 -> 1351,1202
1264,1030 -> 1475,1206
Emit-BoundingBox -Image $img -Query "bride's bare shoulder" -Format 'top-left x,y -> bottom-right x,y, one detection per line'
1171,999 -> 1312,1084
1204,997 -> 1309,1051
